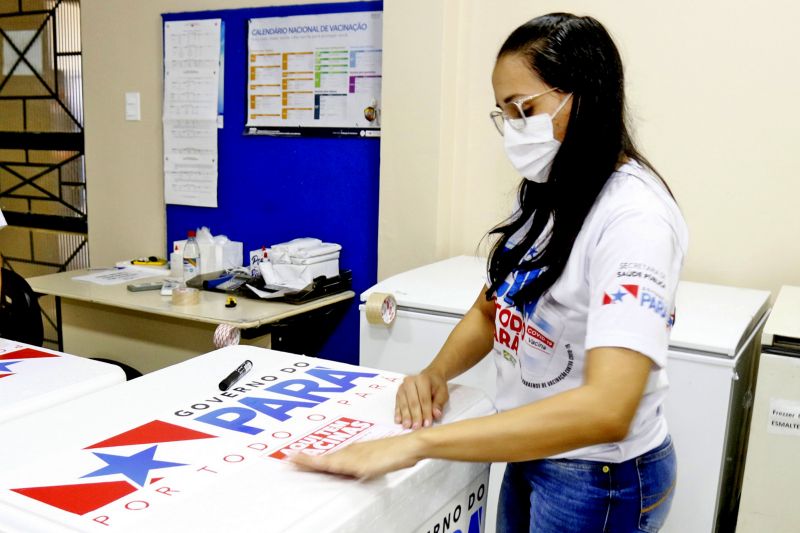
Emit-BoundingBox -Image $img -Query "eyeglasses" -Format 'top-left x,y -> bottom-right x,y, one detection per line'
489,87 -> 559,136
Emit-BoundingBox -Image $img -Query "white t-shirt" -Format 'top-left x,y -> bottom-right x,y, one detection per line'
490,160 -> 688,463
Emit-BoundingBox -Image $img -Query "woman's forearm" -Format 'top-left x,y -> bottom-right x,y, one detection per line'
412,347 -> 653,463
424,300 -> 496,381
411,384 -> 628,463
292,348 -> 652,478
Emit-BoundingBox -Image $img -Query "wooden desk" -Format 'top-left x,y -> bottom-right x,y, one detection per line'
28,270 -> 355,374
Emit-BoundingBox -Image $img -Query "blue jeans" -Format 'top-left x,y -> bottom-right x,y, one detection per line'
497,436 -> 676,533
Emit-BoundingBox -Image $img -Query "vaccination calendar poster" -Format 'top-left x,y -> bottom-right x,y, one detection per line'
246,11 -> 382,137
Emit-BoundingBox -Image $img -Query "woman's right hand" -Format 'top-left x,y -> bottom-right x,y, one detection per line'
394,368 -> 449,430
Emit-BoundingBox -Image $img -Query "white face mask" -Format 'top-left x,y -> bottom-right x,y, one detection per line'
503,94 -> 572,183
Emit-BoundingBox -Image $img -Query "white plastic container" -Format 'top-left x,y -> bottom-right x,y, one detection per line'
170,244 -> 183,280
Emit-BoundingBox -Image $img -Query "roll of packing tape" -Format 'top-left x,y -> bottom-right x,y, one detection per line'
365,292 -> 397,326
171,286 -> 200,306
213,323 -> 241,349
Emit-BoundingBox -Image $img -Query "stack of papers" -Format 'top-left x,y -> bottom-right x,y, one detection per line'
72,267 -> 168,286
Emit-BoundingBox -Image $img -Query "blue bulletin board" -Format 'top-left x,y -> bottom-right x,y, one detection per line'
162,1 -> 382,365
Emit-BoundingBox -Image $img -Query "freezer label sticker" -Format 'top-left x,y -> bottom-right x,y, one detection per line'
767,398 -> 800,436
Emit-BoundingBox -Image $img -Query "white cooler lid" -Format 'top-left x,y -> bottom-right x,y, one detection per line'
360,256 -> 487,315
669,281 -> 770,357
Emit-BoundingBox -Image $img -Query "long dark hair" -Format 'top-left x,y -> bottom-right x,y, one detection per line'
486,13 -> 667,308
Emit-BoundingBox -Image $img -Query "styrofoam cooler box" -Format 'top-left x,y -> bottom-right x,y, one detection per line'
0,338 -> 125,425
273,259 -> 339,283
0,346 -> 493,532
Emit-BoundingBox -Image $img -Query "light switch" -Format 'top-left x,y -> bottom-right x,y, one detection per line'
125,92 -> 141,121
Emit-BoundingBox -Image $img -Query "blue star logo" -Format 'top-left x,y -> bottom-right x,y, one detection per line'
81,445 -> 187,486
0,360 -> 22,373
611,289 -> 627,303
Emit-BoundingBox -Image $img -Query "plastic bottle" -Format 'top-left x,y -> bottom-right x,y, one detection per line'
170,244 -> 183,279
183,230 -> 201,281
259,248 -> 280,285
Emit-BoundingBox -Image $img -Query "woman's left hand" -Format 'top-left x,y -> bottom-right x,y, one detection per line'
290,432 -> 424,479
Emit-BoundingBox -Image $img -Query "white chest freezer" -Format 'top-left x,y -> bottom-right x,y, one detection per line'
662,281 -> 770,532
737,285 -> 800,533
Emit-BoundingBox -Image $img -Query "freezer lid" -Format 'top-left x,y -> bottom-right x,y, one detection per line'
669,281 -> 771,357
762,285 -> 800,348
360,255 -> 487,315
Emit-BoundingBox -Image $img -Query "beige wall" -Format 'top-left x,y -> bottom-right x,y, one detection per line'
379,0 -> 800,297
83,0 -> 800,296
81,0 -> 349,266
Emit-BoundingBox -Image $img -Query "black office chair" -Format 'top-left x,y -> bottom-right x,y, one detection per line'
0,267 -> 44,346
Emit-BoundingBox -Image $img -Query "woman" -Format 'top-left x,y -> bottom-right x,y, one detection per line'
294,13 -> 687,532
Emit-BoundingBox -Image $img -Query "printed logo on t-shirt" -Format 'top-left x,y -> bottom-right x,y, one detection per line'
616,262 -> 666,289
518,300 -> 571,386
494,302 -> 525,352
492,261 -> 574,388
602,283 -> 640,305
602,284 -> 674,326
608,261 -> 674,328
525,325 -> 554,353
524,302 -> 563,358
493,267 -> 543,353
639,288 -> 670,320
520,343 -> 575,389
